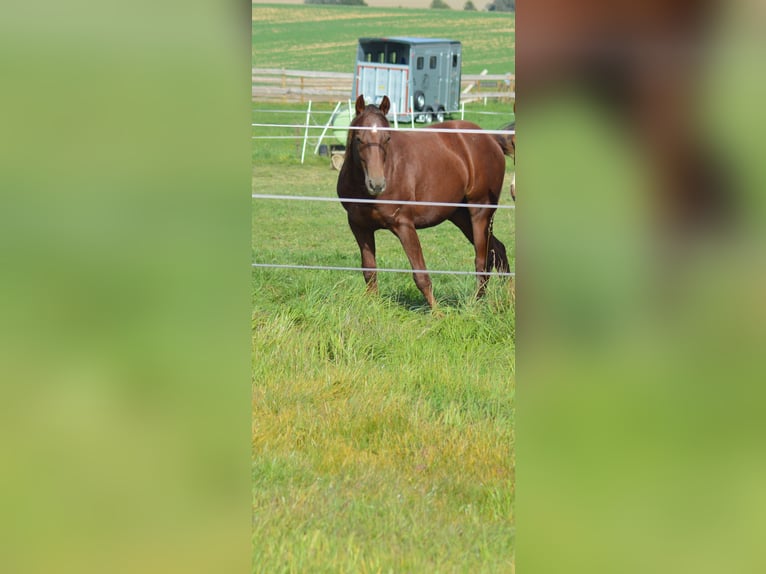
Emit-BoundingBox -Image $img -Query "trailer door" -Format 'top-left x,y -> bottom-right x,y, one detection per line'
356,64 -> 409,114
447,45 -> 461,111
438,48 -> 449,109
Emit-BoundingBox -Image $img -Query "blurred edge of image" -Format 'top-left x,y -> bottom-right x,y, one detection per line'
1,2 -> 252,573
1,0 -> 764,573
516,1 -> 765,573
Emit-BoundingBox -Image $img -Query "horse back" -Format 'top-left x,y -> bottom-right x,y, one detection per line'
391,120 -> 507,203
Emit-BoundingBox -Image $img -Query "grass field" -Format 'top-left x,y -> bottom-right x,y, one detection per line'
253,4 -> 514,75
253,5 -> 515,571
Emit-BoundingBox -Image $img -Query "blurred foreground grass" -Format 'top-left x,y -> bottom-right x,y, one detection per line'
1,2 -> 251,573
516,3 -> 766,572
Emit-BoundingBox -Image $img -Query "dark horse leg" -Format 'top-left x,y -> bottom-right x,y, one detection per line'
488,227 -> 509,274
349,219 -> 378,294
390,221 -> 436,308
484,192 -> 509,273
449,207 -> 509,296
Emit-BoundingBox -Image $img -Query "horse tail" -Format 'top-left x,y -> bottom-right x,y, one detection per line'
493,122 -> 515,160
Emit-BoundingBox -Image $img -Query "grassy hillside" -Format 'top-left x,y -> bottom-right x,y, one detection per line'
253,4 -> 514,74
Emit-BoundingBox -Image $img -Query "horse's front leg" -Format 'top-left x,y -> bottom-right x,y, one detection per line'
391,222 -> 436,309
349,219 -> 378,294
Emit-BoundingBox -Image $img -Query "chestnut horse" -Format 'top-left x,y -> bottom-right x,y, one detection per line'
337,95 -> 512,308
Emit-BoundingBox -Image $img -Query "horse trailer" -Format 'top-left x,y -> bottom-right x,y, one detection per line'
352,37 -> 462,123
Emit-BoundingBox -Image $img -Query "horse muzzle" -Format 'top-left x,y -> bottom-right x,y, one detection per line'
365,176 -> 387,196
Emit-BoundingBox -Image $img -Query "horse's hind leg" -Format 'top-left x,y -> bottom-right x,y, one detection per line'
469,208 -> 494,298
488,234 -> 509,274
451,207 -> 508,294
487,209 -> 509,273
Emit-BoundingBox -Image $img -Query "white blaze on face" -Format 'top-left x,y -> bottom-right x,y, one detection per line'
371,125 -> 377,134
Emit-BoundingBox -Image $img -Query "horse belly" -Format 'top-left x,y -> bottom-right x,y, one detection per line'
410,154 -> 469,203
411,205 -> 459,229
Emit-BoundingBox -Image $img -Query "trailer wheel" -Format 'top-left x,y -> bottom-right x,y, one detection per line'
435,106 -> 445,123
424,107 -> 434,124
414,91 -> 426,112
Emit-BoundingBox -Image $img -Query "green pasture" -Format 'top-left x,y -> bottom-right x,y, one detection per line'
253,4 -> 515,75
252,163 -> 515,572
253,5 -> 515,572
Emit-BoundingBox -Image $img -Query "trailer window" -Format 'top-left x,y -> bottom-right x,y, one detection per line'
389,51 -> 396,64
416,57 -> 424,70
429,56 -> 437,69
452,54 -> 458,67
365,52 -> 372,62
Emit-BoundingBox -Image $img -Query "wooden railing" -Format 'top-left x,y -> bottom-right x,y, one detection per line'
252,68 -> 515,103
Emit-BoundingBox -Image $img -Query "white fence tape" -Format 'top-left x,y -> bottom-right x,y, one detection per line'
252,107 -> 516,279
251,194 -> 515,210
251,195 -> 515,277
252,122 -> 514,136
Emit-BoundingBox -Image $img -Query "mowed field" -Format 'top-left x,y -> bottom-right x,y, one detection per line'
252,5 -> 515,572
253,4 -> 514,74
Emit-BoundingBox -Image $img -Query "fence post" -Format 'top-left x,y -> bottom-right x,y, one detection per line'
392,100 -> 398,129
300,100 -> 312,164
314,100 -> 342,156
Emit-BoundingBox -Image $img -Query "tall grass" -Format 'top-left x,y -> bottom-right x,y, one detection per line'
252,158 -> 515,571
253,279 -> 515,572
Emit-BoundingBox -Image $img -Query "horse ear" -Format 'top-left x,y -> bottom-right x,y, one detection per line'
355,95 -> 366,116
379,95 -> 390,116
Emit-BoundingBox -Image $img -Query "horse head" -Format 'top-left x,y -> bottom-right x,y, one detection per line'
350,94 -> 391,196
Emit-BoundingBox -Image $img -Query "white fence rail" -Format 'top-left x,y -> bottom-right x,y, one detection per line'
252,118 -> 516,279
252,104 -> 515,164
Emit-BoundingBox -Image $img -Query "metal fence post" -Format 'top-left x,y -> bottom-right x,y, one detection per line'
300,100 -> 312,164
314,100 -> 343,156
